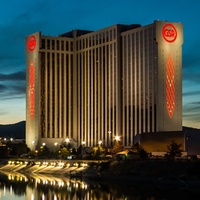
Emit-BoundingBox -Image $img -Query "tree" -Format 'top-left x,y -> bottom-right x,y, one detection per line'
6,141 -> 30,157
133,143 -> 148,159
93,145 -> 105,158
112,140 -> 124,154
60,147 -> 70,159
167,140 -> 182,160
38,145 -> 51,158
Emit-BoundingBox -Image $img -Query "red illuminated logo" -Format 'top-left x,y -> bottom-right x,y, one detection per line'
28,35 -> 36,52
29,61 -> 35,118
166,53 -> 175,118
162,24 -> 177,43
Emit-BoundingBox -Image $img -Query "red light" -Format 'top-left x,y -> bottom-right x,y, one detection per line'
166,53 -> 175,118
28,35 -> 36,52
162,24 -> 177,43
29,62 -> 35,118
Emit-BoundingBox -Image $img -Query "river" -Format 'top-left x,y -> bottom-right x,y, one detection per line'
0,170 -> 200,200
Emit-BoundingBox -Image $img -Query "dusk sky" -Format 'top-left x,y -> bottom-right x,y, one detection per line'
0,0 -> 200,129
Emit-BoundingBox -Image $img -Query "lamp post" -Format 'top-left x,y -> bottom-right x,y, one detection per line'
186,136 -> 190,155
98,140 -> 102,146
114,135 -> 120,142
54,142 -> 58,150
65,138 -> 70,143
108,131 -> 112,147
81,141 -> 86,158
31,141 -> 35,150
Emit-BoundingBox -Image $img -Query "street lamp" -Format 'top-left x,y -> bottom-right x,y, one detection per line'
65,138 -> 70,143
82,141 -> 86,146
98,140 -> 102,146
108,131 -> 112,147
115,135 -> 120,142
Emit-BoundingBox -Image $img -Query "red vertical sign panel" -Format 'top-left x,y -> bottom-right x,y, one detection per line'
29,62 -> 35,118
166,53 -> 175,118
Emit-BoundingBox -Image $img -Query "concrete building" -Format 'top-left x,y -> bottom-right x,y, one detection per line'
25,20 -> 183,151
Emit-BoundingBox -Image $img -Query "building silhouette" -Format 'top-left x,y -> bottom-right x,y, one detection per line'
25,20 -> 183,151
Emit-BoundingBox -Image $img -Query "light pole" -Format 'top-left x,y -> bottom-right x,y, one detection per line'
98,140 -> 102,146
81,141 -> 86,158
108,131 -> 112,147
54,142 -> 58,150
115,135 -> 120,142
31,141 -> 35,150
65,138 -> 70,143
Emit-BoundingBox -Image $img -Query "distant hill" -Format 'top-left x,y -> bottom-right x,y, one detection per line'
183,126 -> 200,133
0,121 -> 199,140
0,121 -> 25,139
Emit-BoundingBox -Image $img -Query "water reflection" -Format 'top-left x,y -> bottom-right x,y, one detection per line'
0,171 -> 126,200
0,171 -> 200,200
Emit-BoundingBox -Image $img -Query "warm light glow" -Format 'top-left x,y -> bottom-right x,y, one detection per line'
28,35 -> 36,52
166,53 -> 175,118
162,24 -> 177,43
29,61 -> 35,118
65,138 -> 69,143
115,135 -> 120,141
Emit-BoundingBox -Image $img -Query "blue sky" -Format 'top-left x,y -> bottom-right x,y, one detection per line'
0,0 -> 200,128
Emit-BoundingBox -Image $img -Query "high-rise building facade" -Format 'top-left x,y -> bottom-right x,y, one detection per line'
25,20 -> 183,150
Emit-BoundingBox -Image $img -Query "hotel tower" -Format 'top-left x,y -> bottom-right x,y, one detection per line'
25,20 -> 183,151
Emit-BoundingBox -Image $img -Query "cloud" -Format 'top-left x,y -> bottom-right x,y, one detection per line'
0,84 -> 7,91
183,101 -> 200,123
0,70 -> 26,101
0,70 -> 25,81
183,91 -> 200,97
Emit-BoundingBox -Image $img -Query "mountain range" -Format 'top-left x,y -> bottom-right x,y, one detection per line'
0,121 -> 25,139
0,121 -> 199,140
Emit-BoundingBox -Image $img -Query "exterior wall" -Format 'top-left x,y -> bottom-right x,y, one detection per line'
25,32 -> 41,150
75,25 -> 122,147
140,131 -> 184,152
155,21 -> 183,132
38,36 -> 75,145
121,21 -> 183,147
26,33 -> 77,149
121,24 -> 157,146
25,21 -> 183,151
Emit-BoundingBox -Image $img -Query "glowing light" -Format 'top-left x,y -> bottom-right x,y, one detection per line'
28,35 -> 36,52
65,138 -> 70,143
29,61 -> 35,118
166,53 -> 175,118
162,24 -> 177,43
115,135 -> 120,141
